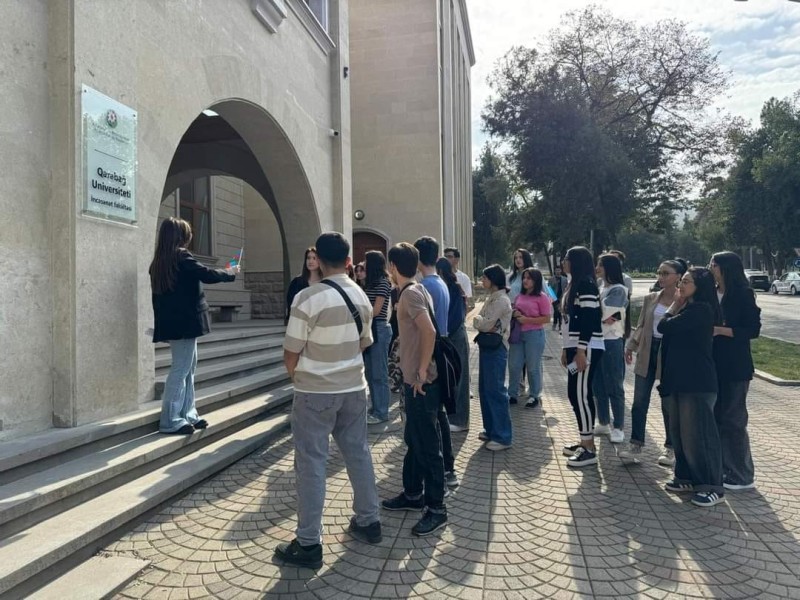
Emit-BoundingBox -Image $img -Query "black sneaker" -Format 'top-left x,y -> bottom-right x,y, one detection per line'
274,539 -> 323,569
381,493 -> 424,511
562,443 -> 581,457
567,446 -> 598,468
509,397 -> 518,405
192,419 -> 208,430
445,471 -> 460,489
411,509 -> 447,536
525,397 -> 540,408
347,517 -> 382,544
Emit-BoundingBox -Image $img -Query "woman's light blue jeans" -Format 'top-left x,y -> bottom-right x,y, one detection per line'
364,320 -> 392,421
159,338 -> 201,433
507,328 -> 546,400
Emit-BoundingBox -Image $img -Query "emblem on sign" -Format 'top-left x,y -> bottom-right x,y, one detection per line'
105,109 -> 118,128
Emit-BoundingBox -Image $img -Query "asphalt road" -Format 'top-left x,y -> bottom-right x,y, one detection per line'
631,279 -> 800,344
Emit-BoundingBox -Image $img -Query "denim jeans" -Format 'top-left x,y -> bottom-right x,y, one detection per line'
666,392 -> 723,494
715,379 -> 755,486
478,345 -> 512,445
159,338 -> 201,433
292,389 -> 380,546
629,339 -> 671,448
448,324 -> 471,428
592,338 -> 625,429
402,382 -> 446,512
508,328 -> 546,400
364,320 -> 392,421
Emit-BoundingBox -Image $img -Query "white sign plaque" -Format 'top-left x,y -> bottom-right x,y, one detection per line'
82,85 -> 137,223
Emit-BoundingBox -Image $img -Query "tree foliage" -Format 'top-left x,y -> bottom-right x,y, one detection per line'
482,5 -> 730,254
693,95 -> 800,274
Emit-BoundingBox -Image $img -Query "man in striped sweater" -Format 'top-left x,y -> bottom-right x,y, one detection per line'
275,232 -> 381,569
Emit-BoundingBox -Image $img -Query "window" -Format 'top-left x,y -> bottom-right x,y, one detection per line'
178,177 -> 212,256
304,0 -> 328,31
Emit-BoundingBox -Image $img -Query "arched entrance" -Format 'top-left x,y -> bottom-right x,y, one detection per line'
160,100 -> 321,320
353,230 -> 388,264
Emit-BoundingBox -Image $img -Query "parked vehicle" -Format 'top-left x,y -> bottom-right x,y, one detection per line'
771,272 -> 800,295
744,269 -> 771,291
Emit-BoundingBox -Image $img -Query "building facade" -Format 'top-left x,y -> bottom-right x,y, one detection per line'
0,0 -> 351,439
349,0 -> 475,274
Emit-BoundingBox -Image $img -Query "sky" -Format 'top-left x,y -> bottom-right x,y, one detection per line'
466,0 -> 800,162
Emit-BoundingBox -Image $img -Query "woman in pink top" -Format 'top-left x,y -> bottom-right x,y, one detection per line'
508,268 -> 552,408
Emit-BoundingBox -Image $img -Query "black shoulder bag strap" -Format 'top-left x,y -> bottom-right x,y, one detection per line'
321,279 -> 363,335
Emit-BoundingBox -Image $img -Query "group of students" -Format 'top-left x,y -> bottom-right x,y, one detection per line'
555,246 -> 761,509
148,216 -> 761,572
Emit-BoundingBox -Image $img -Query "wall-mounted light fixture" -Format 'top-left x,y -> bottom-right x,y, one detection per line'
354,209 -> 365,221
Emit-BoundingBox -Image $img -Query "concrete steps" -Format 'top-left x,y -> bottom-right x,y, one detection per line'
0,414 -> 289,598
0,322 -> 293,599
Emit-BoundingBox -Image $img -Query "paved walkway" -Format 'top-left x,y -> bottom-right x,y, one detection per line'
108,329 -> 800,599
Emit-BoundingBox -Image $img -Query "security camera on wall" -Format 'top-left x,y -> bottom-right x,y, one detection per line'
328,129 -> 340,137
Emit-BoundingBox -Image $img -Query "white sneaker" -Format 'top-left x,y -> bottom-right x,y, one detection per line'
609,428 -> 624,444
658,448 -> 676,467
723,481 -> 756,491
449,424 -> 467,433
485,441 -> 512,452
593,424 -> 611,436
618,443 -> 642,462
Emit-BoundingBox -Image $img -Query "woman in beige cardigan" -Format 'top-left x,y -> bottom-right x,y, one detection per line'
619,259 -> 687,465
473,264 -> 513,451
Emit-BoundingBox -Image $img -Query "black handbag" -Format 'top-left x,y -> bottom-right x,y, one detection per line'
474,331 -> 504,349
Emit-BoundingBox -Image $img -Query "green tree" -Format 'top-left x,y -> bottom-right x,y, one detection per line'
483,5 -> 730,253
472,144 -> 516,271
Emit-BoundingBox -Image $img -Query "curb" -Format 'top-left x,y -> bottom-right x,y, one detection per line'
753,369 -> 800,387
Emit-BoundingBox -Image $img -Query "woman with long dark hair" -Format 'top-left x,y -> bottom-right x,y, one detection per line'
508,268 -> 551,408
355,262 -> 367,289
436,257 -> 470,431
473,264 -> 513,451
658,267 -> 725,507
560,246 -> 605,468
150,217 -> 238,434
508,249 -> 534,304
592,253 -> 628,443
285,248 -> 322,325
709,251 -> 761,490
620,258 -> 688,465
364,251 -> 393,424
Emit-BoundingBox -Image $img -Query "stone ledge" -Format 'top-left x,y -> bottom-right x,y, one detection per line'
754,369 -> 800,387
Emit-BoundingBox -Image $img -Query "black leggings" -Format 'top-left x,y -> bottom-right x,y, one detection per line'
566,347 -> 603,440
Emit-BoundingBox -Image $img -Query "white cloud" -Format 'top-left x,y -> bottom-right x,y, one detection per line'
466,0 -> 800,160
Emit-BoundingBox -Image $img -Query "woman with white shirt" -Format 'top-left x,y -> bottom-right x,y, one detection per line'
619,258 -> 687,465
592,254 -> 629,443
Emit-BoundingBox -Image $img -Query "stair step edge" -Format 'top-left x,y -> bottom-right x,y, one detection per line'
0,415 -> 291,596
0,386 -> 294,526
27,555 -> 150,600
154,351 -> 284,384
0,369 -> 290,475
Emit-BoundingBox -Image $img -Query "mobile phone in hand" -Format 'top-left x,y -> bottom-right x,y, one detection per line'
566,361 -> 578,375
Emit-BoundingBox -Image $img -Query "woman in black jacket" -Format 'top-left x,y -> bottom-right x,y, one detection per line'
560,246 -> 605,468
151,218 -> 238,434
709,251 -> 761,490
658,267 -> 724,507
285,247 -> 322,325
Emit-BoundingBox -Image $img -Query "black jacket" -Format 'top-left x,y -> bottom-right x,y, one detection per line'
713,286 -> 761,382
285,276 -> 309,324
657,302 -> 717,396
151,250 -> 235,343
564,278 -> 604,351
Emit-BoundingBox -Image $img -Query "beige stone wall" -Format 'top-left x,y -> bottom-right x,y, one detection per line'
349,0 -> 443,246
0,0 -> 350,436
0,0 -> 53,439
349,0 -> 473,271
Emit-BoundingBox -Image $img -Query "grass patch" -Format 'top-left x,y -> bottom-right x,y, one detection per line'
751,337 -> 800,381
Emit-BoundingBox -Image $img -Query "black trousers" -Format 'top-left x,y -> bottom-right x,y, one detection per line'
566,348 -> 603,440
402,382 -> 446,511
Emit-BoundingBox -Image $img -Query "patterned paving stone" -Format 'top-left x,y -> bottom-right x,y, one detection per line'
107,328 -> 800,598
